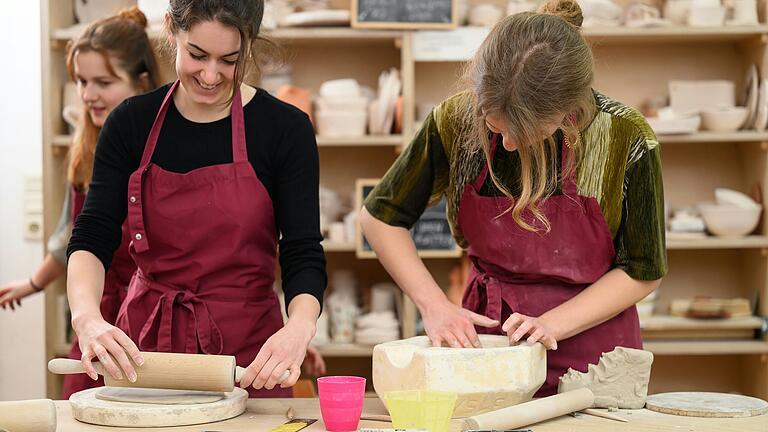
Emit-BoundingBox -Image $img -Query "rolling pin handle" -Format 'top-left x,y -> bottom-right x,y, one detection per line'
233,366 -> 291,384
48,358 -> 87,375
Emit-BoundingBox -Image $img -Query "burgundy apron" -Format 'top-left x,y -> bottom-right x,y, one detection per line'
459,134 -> 641,396
115,81 -> 289,398
63,186 -> 135,399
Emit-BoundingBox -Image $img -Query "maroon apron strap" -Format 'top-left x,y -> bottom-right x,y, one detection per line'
472,134 -> 500,191
129,82 -> 247,253
230,88 -> 248,163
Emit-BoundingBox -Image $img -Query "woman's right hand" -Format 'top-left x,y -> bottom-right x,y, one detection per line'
421,299 -> 499,348
73,314 -> 144,382
0,280 -> 37,310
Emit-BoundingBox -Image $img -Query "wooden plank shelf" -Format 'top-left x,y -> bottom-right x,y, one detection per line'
321,241 -> 356,252
52,25 -> 403,43
314,343 -> 374,357
317,135 -> 402,147
644,340 -> 768,355
52,134 -> 401,148
667,235 -> 768,250
584,25 -> 768,43
659,132 -> 768,144
641,315 -> 764,340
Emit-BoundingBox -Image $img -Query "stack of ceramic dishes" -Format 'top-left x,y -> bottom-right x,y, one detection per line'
315,79 -> 369,137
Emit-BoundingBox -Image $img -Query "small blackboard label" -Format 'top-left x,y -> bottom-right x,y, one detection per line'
356,179 -> 461,258
352,0 -> 457,29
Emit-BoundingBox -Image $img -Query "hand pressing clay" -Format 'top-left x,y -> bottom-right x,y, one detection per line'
557,346 -> 653,409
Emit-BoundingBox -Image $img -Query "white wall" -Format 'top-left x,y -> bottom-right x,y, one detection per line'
0,1 -> 46,400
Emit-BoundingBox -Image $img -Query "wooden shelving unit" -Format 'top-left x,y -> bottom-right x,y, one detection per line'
41,1 -> 768,399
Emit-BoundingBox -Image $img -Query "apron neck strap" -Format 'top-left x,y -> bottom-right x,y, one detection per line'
472,133 -> 499,191
560,132 -> 578,196
139,81 -> 248,170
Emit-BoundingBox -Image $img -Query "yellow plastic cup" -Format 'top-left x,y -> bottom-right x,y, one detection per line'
383,390 -> 457,432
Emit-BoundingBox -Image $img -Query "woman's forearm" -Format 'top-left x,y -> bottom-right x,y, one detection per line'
359,207 -> 448,312
32,254 -> 67,289
67,250 -> 107,329
541,268 -> 660,341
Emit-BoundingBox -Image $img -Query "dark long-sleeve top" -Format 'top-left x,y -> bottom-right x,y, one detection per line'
67,83 -> 327,311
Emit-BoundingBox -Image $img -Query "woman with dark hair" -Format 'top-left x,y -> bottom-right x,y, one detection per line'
66,0 -> 326,398
0,7 -> 160,399
360,0 -> 666,396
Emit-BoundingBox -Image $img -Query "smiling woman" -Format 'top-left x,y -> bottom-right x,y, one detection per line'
65,0 -> 327,400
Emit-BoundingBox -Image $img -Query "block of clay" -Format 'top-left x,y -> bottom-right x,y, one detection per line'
373,335 -> 546,417
557,347 -> 653,409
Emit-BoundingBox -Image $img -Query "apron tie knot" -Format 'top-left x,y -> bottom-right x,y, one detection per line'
138,289 -> 224,355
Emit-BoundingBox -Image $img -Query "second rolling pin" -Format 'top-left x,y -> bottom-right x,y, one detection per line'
461,388 -> 595,431
48,351 -> 289,392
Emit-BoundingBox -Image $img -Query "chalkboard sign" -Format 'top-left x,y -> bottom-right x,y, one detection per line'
356,178 -> 462,258
352,0 -> 458,30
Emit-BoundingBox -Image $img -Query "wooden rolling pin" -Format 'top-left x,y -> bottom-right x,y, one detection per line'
0,399 -> 56,432
48,351 -> 289,393
461,388 -> 595,431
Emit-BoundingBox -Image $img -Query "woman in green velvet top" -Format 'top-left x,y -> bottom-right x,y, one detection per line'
359,0 -> 665,394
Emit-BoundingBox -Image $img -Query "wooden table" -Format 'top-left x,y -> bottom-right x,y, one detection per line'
54,398 -> 768,431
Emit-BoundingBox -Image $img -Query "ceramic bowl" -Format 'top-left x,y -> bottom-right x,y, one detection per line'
698,203 -> 762,237
700,107 -> 749,132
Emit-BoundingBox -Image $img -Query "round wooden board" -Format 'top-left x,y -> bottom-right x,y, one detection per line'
646,392 -> 768,418
69,387 -> 248,427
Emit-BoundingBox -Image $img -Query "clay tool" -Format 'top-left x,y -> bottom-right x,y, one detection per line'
580,408 -> 628,422
0,399 -> 57,432
269,418 -> 317,432
461,388 -> 595,431
48,351 -> 290,392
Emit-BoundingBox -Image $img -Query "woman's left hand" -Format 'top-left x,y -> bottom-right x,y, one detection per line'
502,312 -> 558,350
239,317 -> 316,390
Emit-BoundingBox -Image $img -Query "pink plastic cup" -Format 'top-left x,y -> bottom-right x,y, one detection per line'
317,376 -> 366,431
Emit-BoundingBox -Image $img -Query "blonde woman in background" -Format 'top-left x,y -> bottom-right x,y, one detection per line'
0,7 -> 160,398
360,0 -> 665,396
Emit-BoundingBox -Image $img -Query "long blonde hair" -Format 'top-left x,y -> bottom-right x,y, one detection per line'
66,7 -> 160,189
459,0 -> 596,232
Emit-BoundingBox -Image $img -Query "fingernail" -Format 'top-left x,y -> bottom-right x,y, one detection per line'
136,356 -> 144,366
116,373 -> 124,380
129,372 -> 137,382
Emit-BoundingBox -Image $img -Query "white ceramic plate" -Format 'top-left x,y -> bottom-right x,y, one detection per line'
744,64 -> 759,128
754,78 -> 767,131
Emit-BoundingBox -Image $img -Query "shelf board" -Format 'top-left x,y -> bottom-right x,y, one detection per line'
52,134 -> 400,148
52,25 -> 402,43
667,235 -> 768,250
54,24 -> 767,44
659,131 -> 768,143
317,135 -> 402,147
584,25 -> 768,43
321,241 -> 356,252
314,343 -> 374,357
641,315 -> 764,330
267,27 -> 403,43
644,340 -> 768,355
52,134 -> 71,147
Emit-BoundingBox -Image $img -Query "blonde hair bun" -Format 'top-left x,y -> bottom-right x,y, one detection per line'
117,6 -> 149,29
537,0 -> 584,27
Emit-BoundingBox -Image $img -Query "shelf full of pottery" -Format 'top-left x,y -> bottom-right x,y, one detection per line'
637,289 -> 765,341
666,187 -> 763,243
263,71 -> 404,145
277,270 -> 403,356
645,78 -> 762,139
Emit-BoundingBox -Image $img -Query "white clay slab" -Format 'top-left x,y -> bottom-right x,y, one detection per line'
373,335 -> 546,417
96,387 -> 226,405
70,387 -> 247,427
646,392 -> 768,418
